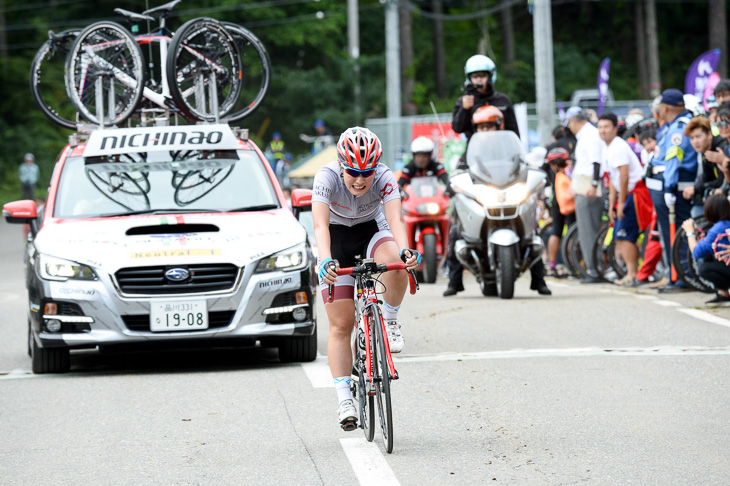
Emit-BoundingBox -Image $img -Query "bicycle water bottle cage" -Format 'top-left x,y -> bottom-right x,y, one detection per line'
143,0 -> 181,18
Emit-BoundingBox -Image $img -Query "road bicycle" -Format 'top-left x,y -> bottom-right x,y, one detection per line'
326,258 -> 418,454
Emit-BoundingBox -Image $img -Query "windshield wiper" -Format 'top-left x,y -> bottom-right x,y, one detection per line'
228,204 -> 279,212
104,208 -> 223,217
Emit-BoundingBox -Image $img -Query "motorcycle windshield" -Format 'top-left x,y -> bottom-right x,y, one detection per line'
466,131 -> 526,187
409,176 -> 440,198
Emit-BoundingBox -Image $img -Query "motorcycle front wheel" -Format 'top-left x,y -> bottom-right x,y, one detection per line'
495,245 -> 516,299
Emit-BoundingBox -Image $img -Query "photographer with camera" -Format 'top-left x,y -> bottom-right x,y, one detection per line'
451,55 -> 519,145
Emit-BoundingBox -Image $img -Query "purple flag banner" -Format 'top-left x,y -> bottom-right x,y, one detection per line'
685,48 -> 721,99
597,57 -> 610,116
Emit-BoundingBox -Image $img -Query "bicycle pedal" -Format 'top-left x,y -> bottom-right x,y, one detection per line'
340,419 -> 358,432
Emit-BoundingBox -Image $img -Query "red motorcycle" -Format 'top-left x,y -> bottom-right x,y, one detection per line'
402,176 -> 450,283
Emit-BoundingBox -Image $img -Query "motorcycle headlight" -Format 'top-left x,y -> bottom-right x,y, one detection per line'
504,183 -> 528,205
416,202 -> 441,215
39,255 -> 97,281
255,247 -> 307,273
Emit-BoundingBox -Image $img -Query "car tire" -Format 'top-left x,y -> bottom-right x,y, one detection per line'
278,324 -> 317,363
30,333 -> 70,374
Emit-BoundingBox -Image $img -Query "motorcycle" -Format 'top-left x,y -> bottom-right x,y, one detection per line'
449,131 -> 547,299
402,176 -> 450,283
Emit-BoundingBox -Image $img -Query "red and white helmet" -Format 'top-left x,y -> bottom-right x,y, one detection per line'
337,127 -> 383,171
472,105 -> 504,129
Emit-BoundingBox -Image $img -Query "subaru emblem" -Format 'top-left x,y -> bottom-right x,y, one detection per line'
165,268 -> 189,282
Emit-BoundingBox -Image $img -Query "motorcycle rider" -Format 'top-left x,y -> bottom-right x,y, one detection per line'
397,136 -> 450,192
444,105 -> 551,297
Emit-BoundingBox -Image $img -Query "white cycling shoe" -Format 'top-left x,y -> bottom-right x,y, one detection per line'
338,399 -> 358,431
385,320 -> 404,353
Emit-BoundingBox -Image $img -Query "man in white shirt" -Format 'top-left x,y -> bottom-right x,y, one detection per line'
598,113 -> 647,285
565,106 -> 605,283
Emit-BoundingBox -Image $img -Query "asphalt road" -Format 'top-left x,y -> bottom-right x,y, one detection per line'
1,219 -> 729,485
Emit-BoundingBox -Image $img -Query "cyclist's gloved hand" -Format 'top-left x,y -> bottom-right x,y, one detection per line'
319,257 -> 337,282
400,249 -> 421,267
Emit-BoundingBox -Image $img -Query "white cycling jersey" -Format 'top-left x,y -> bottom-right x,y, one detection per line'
312,161 -> 401,229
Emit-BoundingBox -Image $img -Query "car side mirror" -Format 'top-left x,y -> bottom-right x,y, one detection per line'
3,200 -> 38,224
291,188 -> 313,219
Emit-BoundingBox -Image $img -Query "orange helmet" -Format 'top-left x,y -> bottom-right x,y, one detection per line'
472,105 -> 504,129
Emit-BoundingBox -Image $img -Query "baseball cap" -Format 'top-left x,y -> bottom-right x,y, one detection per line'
660,89 -> 684,107
24,153 -> 34,161
707,95 -> 719,110
313,119 -> 325,128
562,106 -> 583,127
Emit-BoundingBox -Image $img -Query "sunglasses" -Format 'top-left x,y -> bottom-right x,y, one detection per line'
717,120 -> 730,128
344,168 -> 376,178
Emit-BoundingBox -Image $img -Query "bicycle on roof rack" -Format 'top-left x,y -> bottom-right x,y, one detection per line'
30,0 -> 271,129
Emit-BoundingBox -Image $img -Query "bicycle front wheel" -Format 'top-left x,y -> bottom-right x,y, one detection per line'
166,18 -> 242,121
353,324 -> 374,442
370,306 -> 394,453
30,29 -> 81,129
672,217 -> 715,293
64,21 -> 145,126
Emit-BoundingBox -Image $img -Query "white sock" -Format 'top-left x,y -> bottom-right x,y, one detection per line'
334,376 -> 352,404
382,300 -> 400,321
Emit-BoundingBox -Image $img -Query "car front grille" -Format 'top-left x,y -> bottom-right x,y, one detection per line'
121,310 -> 236,332
115,264 -> 240,295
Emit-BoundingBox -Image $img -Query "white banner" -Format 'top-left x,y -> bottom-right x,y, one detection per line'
83,124 -> 241,157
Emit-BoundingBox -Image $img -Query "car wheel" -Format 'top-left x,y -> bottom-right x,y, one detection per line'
278,324 -> 317,363
30,334 -> 70,374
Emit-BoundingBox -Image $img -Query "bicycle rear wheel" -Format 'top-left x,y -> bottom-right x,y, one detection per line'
30,30 -> 81,129
370,306 -> 394,453
560,223 -> 585,279
672,217 -> 715,293
65,21 -> 145,126
353,324 -> 374,442
221,22 -> 272,123
166,18 -> 242,121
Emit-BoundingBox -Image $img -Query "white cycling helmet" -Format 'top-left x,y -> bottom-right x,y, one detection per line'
683,94 -> 706,117
464,54 -> 497,85
410,136 -> 435,155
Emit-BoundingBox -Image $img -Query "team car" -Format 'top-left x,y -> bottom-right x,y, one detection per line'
3,124 -> 317,373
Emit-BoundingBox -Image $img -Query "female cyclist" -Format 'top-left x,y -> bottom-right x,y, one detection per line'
312,126 -> 420,430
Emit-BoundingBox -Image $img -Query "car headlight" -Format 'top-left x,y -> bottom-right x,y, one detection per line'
255,247 -> 307,273
39,255 -> 97,281
416,202 -> 441,215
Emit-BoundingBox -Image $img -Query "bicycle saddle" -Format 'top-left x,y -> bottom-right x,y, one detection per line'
114,8 -> 154,23
143,0 -> 181,17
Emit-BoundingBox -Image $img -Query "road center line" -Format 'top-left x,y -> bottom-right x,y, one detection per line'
393,345 -> 730,363
300,354 -> 333,388
677,308 -> 730,329
340,438 -> 400,486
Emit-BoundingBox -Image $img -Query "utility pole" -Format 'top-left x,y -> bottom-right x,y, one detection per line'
646,0 -> 661,98
532,0 -> 555,146
347,0 -> 361,121
385,0 -> 402,165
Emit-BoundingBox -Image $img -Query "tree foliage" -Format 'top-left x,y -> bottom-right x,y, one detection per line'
0,0 -> 726,202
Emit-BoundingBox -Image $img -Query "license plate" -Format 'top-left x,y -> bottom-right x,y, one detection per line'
150,301 -> 208,332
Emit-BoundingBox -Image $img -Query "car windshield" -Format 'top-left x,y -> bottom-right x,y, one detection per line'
53,150 -> 280,218
466,131 -> 525,187
409,176 -> 440,198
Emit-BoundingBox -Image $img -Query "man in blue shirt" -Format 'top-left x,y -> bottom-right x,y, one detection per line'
645,89 -> 697,292
19,153 -> 40,201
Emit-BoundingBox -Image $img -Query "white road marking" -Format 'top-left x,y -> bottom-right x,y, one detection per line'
340,438 -> 400,486
677,308 -> 730,329
653,300 -> 683,307
300,354 -> 333,388
634,294 -> 658,300
393,345 -> 730,363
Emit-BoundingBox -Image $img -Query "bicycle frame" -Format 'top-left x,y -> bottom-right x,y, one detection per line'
355,276 -> 398,396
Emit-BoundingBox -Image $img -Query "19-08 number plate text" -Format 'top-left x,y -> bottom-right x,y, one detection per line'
150,301 -> 208,331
